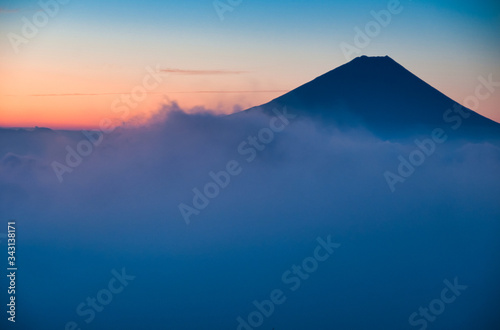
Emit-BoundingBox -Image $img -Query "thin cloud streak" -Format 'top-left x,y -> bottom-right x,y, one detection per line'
160,68 -> 249,75
3,90 -> 289,97
169,90 -> 289,94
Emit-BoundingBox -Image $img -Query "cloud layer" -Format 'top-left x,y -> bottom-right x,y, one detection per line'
0,104 -> 499,329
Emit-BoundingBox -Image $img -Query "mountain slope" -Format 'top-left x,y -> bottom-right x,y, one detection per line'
244,55 -> 500,138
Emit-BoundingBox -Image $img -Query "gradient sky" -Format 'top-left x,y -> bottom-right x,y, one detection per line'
0,0 -> 499,128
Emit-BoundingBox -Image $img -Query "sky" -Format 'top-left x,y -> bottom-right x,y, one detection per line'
0,0 -> 499,128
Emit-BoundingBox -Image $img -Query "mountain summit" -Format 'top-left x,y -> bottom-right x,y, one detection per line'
245,55 -> 499,138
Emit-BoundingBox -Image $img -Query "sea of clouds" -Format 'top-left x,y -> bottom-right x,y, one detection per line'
0,103 -> 499,329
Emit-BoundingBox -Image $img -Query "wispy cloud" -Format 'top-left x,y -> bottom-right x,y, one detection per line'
22,93 -> 167,97
168,90 -> 288,94
4,90 -> 288,97
160,68 -> 249,75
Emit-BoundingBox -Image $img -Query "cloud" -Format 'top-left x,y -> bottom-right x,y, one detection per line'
169,90 -> 289,94
3,90 -> 288,97
19,92 -> 167,97
160,68 -> 249,75
0,104 -> 499,329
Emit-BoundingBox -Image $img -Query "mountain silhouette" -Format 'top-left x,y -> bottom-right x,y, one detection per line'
244,55 -> 500,139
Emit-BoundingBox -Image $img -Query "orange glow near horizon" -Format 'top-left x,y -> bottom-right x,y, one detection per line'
0,91 -> 288,129
1,55 -> 499,129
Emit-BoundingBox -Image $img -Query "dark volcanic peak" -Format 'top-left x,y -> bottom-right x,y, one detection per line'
350,54 -> 394,62
247,55 -> 499,138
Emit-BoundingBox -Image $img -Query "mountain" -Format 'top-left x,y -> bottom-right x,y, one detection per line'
0,127 -> 82,159
243,55 -> 500,139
